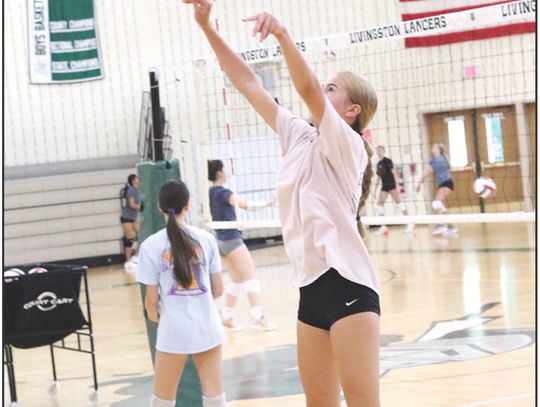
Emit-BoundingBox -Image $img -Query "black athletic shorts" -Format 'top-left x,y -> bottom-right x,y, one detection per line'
437,179 -> 454,191
381,183 -> 397,192
298,268 -> 380,331
120,216 -> 135,224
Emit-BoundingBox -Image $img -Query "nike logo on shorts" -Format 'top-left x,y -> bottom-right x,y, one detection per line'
345,299 -> 359,306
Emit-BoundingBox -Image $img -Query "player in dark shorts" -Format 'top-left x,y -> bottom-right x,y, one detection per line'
374,146 -> 415,235
120,174 -> 142,272
416,143 -> 458,236
208,159 -> 275,332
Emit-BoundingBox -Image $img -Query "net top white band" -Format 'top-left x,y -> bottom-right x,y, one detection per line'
207,212 -> 535,230
197,0 -> 535,65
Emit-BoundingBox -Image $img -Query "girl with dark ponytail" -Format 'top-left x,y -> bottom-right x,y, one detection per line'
159,183 -> 200,288
137,181 -> 227,407
186,2 -> 381,405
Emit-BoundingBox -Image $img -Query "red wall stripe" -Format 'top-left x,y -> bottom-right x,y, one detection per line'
404,22 -> 535,47
401,0 -> 513,21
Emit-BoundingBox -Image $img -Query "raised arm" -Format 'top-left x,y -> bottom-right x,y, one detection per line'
184,0 -> 279,131
245,12 -> 326,125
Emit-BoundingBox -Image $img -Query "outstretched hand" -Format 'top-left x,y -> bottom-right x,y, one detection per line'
243,12 -> 285,42
183,0 -> 213,27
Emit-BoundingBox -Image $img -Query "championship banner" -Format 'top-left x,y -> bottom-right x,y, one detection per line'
200,0 -> 535,65
28,0 -> 104,83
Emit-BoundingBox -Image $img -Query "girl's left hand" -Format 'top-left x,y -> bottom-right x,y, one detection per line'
243,12 -> 285,42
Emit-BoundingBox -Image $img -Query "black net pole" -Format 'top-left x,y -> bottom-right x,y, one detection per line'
471,110 -> 485,213
149,69 -> 164,162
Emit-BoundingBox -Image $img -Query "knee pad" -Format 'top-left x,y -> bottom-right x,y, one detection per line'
431,200 -> 446,212
243,279 -> 260,293
397,202 -> 407,212
375,204 -> 385,217
122,236 -> 135,248
151,395 -> 175,407
227,282 -> 243,297
203,393 -> 227,407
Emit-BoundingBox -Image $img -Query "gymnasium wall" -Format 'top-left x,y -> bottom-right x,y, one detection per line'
4,0 -> 535,263
5,0 -> 534,176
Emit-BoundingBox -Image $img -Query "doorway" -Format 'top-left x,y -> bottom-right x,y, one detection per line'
425,105 -> 523,213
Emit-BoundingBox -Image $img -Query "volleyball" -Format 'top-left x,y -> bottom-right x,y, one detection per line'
28,267 -> 49,274
4,268 -> 25,283
473,176 -> 497,198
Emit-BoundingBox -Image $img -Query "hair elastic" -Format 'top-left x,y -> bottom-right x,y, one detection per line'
167,208 -> 176,215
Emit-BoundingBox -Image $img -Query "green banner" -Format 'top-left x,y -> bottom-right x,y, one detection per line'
28,0 -> 103,83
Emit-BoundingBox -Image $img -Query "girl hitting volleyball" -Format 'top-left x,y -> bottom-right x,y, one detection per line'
137,181 -> 227,407
208,159 -> 275,331
416,143 -> 458,235
185,1 -> 381,405
373,145 -> 415,235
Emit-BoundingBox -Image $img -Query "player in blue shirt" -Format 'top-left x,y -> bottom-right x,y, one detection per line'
120,174 -> 142,272
416,143 -> 458,235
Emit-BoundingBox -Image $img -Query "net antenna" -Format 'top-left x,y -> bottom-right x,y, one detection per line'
214,17 -> 240,213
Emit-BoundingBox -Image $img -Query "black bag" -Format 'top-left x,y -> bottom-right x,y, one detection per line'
4,270 -> 87,349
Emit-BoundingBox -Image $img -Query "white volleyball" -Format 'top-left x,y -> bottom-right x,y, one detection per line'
473,176 -> 497,198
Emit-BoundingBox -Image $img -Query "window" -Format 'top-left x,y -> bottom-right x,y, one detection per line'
484,114 -> 505,163
445,117 -> 468,167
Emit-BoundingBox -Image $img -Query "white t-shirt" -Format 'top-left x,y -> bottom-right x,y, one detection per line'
137,226 -> 226,354
276,97 -> 380,294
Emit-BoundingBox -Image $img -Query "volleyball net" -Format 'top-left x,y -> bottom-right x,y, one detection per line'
187,0 -> 535,235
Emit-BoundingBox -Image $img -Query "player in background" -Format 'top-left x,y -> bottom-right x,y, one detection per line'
208,159 -> 276,332
373,145 -> 415,236
416,143 -> 458,236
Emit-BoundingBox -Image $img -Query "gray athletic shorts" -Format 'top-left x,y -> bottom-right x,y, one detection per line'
217,238 -> 244,257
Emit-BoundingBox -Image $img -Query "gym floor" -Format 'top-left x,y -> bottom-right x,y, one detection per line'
4,223 -> 535,406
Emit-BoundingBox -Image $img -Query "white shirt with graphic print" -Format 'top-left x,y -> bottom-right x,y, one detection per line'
137,226 -> 226,354
276,97 -> 380,294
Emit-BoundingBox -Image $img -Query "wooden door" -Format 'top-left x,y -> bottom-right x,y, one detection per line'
475,106 -> 523,210
425,110 -> 477,210
425,106 -> 523,212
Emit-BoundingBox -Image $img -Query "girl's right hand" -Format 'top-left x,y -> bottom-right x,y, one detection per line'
243,12 -> 285,42
183,0 -> 213,27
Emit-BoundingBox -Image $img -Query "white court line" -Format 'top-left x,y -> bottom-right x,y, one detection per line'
458,392 -> 535,406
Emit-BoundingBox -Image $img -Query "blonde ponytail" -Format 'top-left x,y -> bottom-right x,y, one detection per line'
356,136 -> 374,239
338,71 -> 378,239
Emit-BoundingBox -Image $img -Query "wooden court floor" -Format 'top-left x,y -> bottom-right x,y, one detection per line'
3,223 -> 536,406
